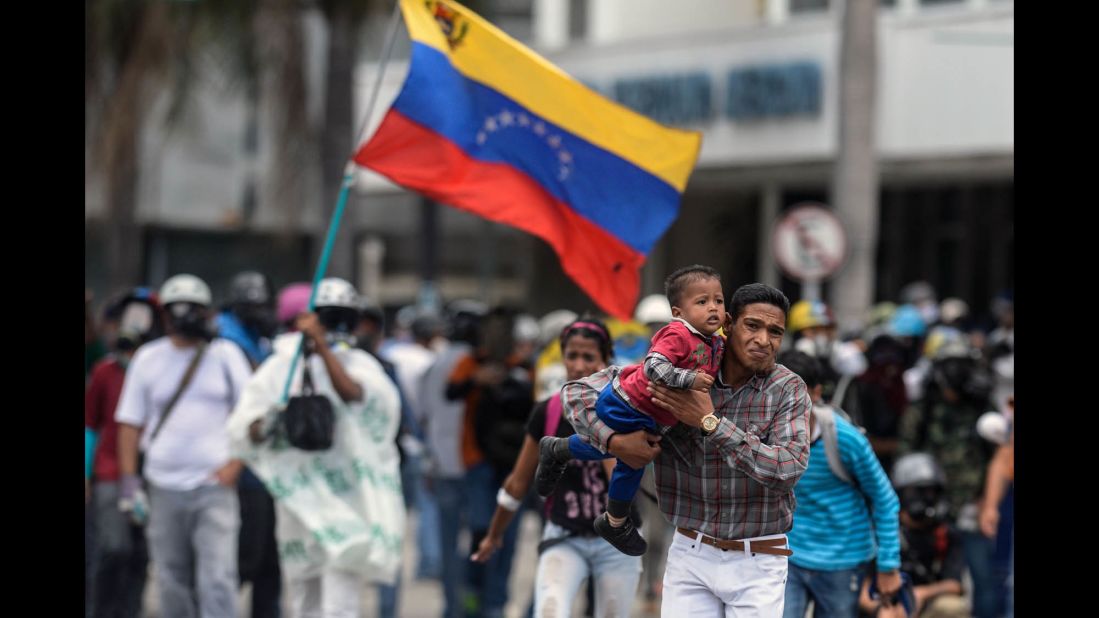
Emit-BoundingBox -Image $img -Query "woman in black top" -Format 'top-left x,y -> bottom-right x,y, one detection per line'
472,317 -> 643,617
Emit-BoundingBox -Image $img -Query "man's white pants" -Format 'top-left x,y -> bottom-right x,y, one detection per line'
661,530 -> 789,617
287,568 -> 365,618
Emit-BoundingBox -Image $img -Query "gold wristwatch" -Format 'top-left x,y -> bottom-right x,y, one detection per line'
700,413 -> 720,436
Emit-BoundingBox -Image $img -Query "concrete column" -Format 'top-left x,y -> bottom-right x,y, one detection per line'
534,0 -> 570,49
830,0 -> 879,331
767,0 -> 790,25
756,183 -> 781,288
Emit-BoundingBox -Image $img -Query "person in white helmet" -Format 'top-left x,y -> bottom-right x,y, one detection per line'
115,274 -> 253,618
226,278 -> 405,618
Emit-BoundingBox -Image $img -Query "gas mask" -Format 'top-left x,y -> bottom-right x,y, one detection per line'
167,302 -> 211,340
356,331 -> 381,354
900,485 -> 950,526
115,302 -> 156,351
933,357 -> 990,402
795,334 -> 833,361
235,303 -> 277,338
917,302 -> 940,327
315,307 -> 359,346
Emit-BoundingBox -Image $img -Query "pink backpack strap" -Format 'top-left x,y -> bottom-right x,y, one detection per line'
545,393 -> 563,437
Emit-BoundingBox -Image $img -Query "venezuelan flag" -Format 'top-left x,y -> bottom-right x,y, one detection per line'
354,0 -> 702,319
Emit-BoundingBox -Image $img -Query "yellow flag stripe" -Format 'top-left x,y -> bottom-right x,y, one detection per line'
400,0 -> 701,192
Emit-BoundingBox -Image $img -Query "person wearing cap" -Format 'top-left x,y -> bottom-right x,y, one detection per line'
217,271 -> 283,618
276,283 -> 313,333
787,299 -> 868,415
115,274 -> 253,617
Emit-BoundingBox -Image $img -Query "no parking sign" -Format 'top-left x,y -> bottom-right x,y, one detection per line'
772,203 -> 847,282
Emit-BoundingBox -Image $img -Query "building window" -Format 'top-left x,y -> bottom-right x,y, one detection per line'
569,0 -> 586,40
790,0 -> 830,13
875,183 -> 1013,322
490,0 -> 535,43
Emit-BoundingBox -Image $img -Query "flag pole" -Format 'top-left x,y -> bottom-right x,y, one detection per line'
278,0 -> 406,404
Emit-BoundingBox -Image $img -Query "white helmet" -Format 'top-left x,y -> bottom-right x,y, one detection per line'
160,274 -> 212,307
538,309 -> 578,345
514,313 -> 541,343
635,294 -> 673,325
314,278 -> 358,309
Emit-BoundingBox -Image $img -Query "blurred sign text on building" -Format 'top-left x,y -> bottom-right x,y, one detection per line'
726,61 -> 822,121
613,72 -> 713,126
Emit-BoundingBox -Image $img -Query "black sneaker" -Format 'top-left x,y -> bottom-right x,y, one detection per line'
594,513 -> 648,556
535,436 -> 569,497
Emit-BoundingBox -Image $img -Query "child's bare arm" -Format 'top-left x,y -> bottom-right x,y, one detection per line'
691,372 -> 714,391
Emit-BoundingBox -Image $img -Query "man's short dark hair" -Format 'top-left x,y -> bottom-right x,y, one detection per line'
664,264 -> 721,307
729,283 -> 790,321
777,350 -> 821,387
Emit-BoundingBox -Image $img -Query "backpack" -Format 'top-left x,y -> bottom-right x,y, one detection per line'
474,366 -> 534,476
813,403 -> 866,488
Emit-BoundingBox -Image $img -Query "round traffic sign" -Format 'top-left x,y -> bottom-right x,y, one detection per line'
772,203 -> 847,281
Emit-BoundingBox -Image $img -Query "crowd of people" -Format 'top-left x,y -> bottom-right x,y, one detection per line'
85,267 -> 1014,617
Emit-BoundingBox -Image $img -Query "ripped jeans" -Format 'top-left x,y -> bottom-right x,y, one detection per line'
533,522 -> 642,618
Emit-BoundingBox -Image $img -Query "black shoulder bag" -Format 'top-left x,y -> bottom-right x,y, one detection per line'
280,350 -> 336,451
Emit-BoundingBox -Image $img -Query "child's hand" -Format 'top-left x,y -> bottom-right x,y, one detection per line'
691,372 -> 714,391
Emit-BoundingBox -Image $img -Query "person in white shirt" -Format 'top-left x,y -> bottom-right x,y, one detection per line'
115,273 -> 252,618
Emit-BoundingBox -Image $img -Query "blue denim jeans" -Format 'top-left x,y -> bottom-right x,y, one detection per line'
567,385 -> 657,503
432,463 -> 521,618
782,562 -> 865,618
465,461 -> 520,617
963,530 -> 1009,618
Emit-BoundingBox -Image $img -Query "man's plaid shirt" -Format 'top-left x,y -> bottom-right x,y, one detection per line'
563,364 -> 812,540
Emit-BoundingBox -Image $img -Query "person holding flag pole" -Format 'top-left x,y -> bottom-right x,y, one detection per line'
226,4 -> 408,617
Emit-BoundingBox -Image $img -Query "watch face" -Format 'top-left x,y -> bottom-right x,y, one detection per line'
702,416 -> 718,432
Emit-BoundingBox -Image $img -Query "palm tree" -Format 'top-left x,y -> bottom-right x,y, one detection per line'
86,0 -> 312,292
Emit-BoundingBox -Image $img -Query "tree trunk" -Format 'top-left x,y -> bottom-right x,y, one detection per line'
99,2 -> 171,292
255,0 -> 310,235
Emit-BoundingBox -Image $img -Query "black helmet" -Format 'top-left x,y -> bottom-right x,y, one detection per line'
229,271 -> 274,306
446,299 -> 488,345
228,271 -> 276,337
